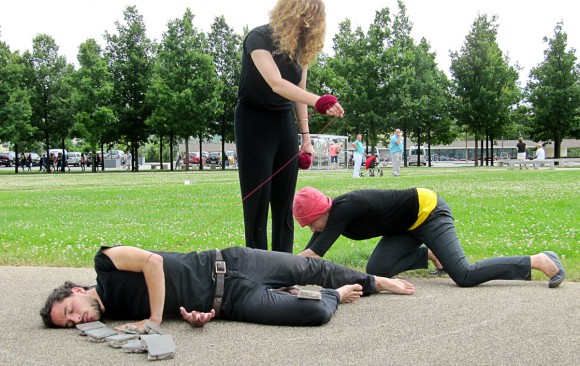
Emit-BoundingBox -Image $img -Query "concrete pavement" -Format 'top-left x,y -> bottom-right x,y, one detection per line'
1,265 -> 578,366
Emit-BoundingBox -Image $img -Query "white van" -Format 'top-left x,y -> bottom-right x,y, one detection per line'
67,152 -> 82,166
48,148 -> 68,158
408,146 -> 427,166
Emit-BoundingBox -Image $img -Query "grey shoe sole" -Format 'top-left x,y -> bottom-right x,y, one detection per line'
543,251 -> 566,288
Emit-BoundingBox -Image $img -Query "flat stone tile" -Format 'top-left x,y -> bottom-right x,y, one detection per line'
142,334 -> 176,360
106,333 -> 140,348
85,327 -> 118,342
76,321 -> 106,335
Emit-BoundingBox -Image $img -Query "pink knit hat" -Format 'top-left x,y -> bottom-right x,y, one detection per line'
293,187 -> 332,227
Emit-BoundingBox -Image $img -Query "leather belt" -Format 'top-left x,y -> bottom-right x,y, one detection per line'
213,249 -> 226,318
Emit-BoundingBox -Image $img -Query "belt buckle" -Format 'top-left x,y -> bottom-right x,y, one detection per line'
215,261 -> 226,274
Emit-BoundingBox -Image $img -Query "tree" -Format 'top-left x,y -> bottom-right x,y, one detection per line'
0,40 -> 34,171
70,39 -> 116,172
450,14 -> 520,166
105,6 -> 154,171
526,22 -> 580,157
329,15 -> 385,148
0,37 -> 34,173
22,34 -> 73,171
208,15 -> 242,169
408,38 -> 455,166
146,8 -> 221,171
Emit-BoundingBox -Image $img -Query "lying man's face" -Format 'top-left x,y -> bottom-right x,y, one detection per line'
50,291 -> 102,328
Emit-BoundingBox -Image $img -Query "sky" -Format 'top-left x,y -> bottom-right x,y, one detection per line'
0,0 -> 579,85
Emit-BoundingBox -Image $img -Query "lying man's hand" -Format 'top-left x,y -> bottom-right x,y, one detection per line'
114,319 -> 149,334
180,307 -> 215,327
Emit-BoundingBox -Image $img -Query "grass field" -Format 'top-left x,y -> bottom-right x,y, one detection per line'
0,166 -> 578,282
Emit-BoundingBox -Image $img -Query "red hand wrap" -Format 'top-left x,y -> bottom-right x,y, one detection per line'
315,95 -> 338,115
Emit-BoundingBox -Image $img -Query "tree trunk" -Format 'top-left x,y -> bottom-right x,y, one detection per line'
480,140 -> 484,167
198,135 -> 204,171
489,133 -> 494,166
170,135 -> 174,171
14,144 -> 19,174
185,137 -> 190,171
473,136 -> 478,167
159,136 -> 164,170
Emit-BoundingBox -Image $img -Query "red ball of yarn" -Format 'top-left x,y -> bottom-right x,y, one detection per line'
315,94 -> 338,114
299,152 -> 313,170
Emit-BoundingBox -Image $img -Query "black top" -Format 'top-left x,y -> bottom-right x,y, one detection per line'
238,24 -> 303,111
305,189 -> 420,256
516,141 -> 526,153
94,246 -> 216,320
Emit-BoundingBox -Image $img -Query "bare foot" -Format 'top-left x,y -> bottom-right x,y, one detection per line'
375,277 -> 415,295
336,284 -> 363,303
531,253 -> 559,278
428,249 -> 443,269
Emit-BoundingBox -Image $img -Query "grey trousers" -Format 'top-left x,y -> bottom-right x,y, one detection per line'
220,247 -> 375,326
366,196 -> 531,287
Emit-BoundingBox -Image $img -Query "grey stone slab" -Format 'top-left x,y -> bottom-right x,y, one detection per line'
105,333 -> 140,348
142,334 -> 176,360
145,320 -> 168,335
122,339 -> 147,353
85,327 -> 118,342
76,321 -> 106,335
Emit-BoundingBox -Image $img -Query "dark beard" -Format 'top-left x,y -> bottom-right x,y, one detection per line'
89,297 -> 102,319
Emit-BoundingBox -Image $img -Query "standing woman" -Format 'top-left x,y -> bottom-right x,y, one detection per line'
235,0 -> 344,252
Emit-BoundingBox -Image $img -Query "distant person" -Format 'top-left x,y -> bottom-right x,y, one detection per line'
234,0 -> 344,253
26,153 -> 32,171
516,137 -> 528,170
329,142 -> 341,170
126,150 -> 132,170
19,153 -> 26,171
293,187 -> 566,289
80,153 -> 86,171
389,129 -> 403,177
351,134 -> 364,178
50,153 -> 56,172
40,245 -> 414,330
533,144 -> 546,169
40,154 -> 47,172
175,151 -> 182,170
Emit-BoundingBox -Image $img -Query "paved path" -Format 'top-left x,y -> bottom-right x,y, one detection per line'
1,266 -> 578,366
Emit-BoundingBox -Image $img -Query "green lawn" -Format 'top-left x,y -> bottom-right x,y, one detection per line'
1,166 -> 578,281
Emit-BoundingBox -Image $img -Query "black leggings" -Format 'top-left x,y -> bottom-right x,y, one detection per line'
220,247 -> 375,326
234,103 -> 299,252
366,196 -> 531,287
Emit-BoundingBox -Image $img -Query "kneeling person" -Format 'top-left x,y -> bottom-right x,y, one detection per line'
293,187 -> 566,288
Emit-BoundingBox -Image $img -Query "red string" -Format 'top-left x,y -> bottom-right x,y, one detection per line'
163,114 -> 338,251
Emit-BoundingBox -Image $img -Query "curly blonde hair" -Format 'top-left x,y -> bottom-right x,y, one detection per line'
269,0 -> 326,68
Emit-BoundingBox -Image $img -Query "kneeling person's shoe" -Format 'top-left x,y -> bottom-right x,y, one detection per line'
543,251 -> 566,288
429,268 -> 446,276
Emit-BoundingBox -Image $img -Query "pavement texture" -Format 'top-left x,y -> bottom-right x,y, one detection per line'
1,265 -> 579,366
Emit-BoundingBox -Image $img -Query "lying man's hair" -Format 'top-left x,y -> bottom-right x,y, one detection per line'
40,281 -> 94,328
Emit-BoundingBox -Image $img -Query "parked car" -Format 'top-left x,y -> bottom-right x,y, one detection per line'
207,152 -> 222,165
67,152 -> 82,166
23,152 -> 41,166
104,149 -> 125,160
0,151 -> 15,167
408,146 -> 427,166
49,149 -> 68,160
182,152 -> 205,165
225,151 -> 235,165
